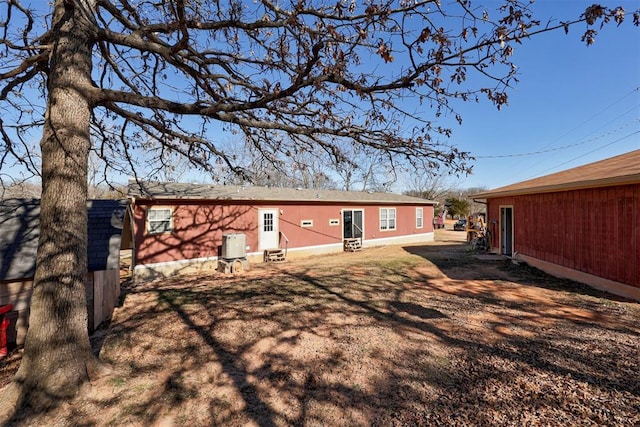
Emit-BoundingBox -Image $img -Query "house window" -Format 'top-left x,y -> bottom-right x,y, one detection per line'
329,219 -> 340,226
263,212 -> 274,232
147,207 -> 172,234
301,219 -> 313,227
416,208 -> 423,229
380,207 -> 396,231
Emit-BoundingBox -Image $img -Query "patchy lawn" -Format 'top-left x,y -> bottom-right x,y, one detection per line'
3,233 -> 639,426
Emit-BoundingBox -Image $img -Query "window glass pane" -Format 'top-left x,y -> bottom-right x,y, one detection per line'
380,208 -> 396,230
381,208 -> 388,230
148,208 -> 172,234
149,220 -> 169,233
264,213 -> 273,232
149,222 -> 161,233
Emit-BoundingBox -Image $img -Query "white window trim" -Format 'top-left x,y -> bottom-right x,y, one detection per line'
329,218 -> 340,226
147,206 -> 173,234
379,207 -> 397,231
416,207 -> 424,229
301,219 -> 313,227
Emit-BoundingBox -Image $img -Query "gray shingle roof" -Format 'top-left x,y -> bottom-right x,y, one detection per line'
128,181 -> 436,205
0,199 -> 126,281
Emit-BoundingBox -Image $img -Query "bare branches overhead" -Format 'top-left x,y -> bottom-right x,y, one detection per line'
1,1 -> 637,183
0,0 -> 637,411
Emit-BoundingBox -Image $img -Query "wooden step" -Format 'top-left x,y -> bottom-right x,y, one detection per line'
343,238 -> 362,252
263,248 -> 286,262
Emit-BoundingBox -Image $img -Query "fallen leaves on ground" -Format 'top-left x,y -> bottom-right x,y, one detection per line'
2,233 -> 639,426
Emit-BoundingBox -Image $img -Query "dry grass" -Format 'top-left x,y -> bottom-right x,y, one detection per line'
2,231 -> 639,426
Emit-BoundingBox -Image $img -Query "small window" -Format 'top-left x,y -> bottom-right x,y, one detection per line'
416,207 -> 423,228
263,212 -> 274,232
301,219 -> 313,227
329,219 -> 340,226
147,207 -> 172,234
380,207 -> 396,231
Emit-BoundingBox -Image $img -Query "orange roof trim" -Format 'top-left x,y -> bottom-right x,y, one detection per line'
473,149 -> 640,199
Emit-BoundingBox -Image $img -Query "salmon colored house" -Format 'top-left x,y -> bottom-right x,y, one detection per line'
473,150 -> 640,301
129,182 -> 436,280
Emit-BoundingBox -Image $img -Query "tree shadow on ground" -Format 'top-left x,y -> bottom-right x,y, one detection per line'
5,245 -> 640,426
403,243 -> 635,303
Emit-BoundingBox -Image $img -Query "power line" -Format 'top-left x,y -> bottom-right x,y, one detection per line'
475,86 -> 640,169
475,116 -> 639,158
543,87 -> 640,147
521,130 -> 640,179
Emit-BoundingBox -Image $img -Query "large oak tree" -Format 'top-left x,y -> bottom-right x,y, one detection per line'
0,0 -> 636,414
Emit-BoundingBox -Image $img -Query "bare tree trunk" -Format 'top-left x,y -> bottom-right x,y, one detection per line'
10,0 -> 101,409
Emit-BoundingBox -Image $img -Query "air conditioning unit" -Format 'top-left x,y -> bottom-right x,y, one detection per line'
221,234 -> 246,259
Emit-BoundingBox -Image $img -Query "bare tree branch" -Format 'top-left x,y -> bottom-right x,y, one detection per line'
0,0 -> 636,410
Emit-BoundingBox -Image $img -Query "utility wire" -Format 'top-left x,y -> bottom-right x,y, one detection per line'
521,130 -> 640,179
535,87 -> 640,150
482,86 -> 640,168
476,115 -> 639,158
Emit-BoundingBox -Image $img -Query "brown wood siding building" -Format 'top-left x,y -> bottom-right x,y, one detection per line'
486,184 -> 639,287
475,150 -> 640,301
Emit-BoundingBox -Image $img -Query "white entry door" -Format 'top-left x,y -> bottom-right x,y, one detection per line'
258,209 -> 279,250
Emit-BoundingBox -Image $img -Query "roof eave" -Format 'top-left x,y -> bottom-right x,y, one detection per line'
132,195 -> 436,205
473,174 -> 640,199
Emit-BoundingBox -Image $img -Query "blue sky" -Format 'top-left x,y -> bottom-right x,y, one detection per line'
198,1 -> 639,192
445,0 -> 639,190
2,1 -> 637,192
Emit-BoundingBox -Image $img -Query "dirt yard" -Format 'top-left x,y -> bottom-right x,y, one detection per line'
2,229 -> 639,426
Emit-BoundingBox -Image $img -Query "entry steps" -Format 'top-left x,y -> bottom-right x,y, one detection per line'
343,238 -> 362,252
264,248 -> 286,262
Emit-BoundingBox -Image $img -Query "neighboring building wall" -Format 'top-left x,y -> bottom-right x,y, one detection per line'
0,198 -> 127,347
0,270 -> 120,347
487,184 -> 639,297
133,200 -> 434,279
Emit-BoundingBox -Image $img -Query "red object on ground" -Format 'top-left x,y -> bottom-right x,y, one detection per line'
0,303 -> 13,358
